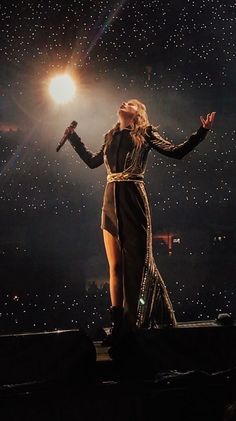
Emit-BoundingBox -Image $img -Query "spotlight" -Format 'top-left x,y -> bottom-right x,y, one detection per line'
49,74 -> 76,104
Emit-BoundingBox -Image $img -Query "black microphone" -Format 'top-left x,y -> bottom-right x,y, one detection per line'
56,120 -> 78,152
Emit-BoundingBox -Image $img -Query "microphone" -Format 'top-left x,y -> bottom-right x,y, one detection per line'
56,120 -> 78,152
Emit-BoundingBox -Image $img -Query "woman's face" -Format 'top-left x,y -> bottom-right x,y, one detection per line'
118,101 -> 138,118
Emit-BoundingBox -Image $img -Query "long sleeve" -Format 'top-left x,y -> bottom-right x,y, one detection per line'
68,132 -> 105,169
145,125 -> 209,160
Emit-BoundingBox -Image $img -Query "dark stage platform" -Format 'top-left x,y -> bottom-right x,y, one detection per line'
0,319 -> 236,420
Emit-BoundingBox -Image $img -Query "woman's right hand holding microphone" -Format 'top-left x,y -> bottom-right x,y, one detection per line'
56,120 -> 78,152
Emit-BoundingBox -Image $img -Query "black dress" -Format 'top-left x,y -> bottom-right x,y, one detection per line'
68,125 -> 209,328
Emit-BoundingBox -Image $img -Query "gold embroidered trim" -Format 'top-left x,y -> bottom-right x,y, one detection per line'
136,182 -> 177,328
107,172 -> 144,183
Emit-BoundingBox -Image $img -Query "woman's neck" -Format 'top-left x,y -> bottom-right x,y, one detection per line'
119,116 -> 134,130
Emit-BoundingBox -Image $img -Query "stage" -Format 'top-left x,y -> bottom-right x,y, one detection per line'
0,318 -> 235,420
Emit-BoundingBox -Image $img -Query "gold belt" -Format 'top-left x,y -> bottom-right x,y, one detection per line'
107,172 -> 144,183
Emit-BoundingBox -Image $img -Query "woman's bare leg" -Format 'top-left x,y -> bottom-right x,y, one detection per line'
103,229 -> 123,307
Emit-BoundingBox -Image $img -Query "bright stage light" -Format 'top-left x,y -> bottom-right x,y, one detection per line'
49,74 -> 76,104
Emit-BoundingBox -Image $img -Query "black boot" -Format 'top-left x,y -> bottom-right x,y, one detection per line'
110,306 -> 124,338
102,306 -> 124,346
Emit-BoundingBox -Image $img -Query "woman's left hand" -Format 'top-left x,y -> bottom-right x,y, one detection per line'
200,111 -> 216,129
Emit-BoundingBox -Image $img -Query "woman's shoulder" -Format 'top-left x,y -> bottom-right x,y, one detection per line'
143,124 -> 160,139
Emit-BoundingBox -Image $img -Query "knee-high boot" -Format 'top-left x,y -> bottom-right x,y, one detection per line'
103,306 -> 124,346
110,306 -> 124,338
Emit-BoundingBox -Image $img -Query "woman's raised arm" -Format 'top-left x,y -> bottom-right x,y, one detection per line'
67,131 -> 105,169
145,112 -> 216,160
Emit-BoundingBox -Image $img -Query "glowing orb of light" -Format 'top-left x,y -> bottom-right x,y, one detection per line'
49,74 -> 76,104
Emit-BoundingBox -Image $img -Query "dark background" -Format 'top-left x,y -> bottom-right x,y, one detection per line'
0,0 -> 235,335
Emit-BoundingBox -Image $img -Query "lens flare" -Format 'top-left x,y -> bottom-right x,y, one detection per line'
49,74 -> 76,104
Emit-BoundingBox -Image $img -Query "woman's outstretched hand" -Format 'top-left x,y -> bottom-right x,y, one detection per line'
64,126 -> 75,136
64,120 -> 78,136
200,112 -> 216,129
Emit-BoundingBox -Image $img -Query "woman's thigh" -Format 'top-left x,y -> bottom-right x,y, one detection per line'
102,229 -> 121,269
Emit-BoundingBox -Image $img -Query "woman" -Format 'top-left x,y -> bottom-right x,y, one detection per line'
65,100 -> 215,336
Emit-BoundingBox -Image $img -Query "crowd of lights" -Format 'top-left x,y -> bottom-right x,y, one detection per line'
0,0 -> 235,330
0,281 -> 234,335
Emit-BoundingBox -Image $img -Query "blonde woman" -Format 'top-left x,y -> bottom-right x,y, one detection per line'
64,100 -> 215,339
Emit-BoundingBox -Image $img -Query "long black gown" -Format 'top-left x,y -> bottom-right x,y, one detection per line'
68,125 -> 209,328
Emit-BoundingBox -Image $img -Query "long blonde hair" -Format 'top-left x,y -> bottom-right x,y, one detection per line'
105,99 -> 150,148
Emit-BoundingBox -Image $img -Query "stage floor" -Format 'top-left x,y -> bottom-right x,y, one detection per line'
0,321 -> 235,421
